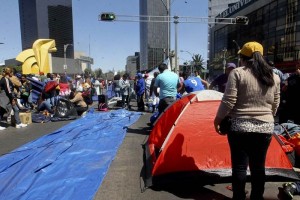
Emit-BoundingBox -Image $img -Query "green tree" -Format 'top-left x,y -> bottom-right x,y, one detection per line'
84,68 -> 94,78
192,54 -> 205,73
209,53 -> 235,71
209,51 -> 235,76
94,68 -> 103,78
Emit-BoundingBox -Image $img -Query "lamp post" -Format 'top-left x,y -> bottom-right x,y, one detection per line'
160,0 -> 170,59
180,50 -> 194,74
174,16 -> 180,74
222,48 -> 227,74
64,44 -> 73,74
232,40 -> 240,67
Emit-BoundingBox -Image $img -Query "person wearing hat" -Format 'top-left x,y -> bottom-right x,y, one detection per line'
214,41 -> 280,200
209,62 -> 236,93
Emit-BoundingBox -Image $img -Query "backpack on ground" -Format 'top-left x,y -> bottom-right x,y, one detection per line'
98,103 -> 108,111
54,98 -> 78,118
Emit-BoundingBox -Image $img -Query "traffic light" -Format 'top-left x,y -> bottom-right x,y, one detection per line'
100,13 -> 116,21
235,16 -> 249,25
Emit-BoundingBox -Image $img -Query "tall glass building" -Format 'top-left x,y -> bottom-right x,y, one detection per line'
139,0 -> 168,71
210,0 -> 300,72
18,0 -> 74,58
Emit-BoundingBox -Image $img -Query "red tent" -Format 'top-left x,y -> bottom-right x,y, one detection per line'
143,90 -> 299,187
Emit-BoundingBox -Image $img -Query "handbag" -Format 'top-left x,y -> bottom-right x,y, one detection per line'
219,116 -> 232,134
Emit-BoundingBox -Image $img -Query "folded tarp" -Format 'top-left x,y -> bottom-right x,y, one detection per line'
0,109 -> 141,200
26,77 -> 45,103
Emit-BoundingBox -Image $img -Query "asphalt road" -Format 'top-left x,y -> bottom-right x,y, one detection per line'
0,104 -> 299,200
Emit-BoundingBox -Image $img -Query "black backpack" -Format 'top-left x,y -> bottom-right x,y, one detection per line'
54,98 -> 78,118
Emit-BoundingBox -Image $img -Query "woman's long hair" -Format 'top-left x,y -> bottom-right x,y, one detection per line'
241,52 -> 275,87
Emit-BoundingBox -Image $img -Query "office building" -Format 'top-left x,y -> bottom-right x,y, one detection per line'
139,0 -> 168,71
18,0 -> 74,59
208,0 -> 239,67
210,0 -> 300,73
126,52 -> 140,78
208,0 -> 240,19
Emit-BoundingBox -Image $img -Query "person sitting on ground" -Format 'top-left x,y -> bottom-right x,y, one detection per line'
20,74 -> 34,109
182,71 -> 209,94
209,62 -> 236,93
69,88 -> 88,116
36,93 -> 55,115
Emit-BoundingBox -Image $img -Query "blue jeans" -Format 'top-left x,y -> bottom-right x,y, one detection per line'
38,101 -> 53,114
227,132 -> 272,200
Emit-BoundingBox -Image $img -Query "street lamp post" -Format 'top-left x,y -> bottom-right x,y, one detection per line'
174,15 -> 179,74
222,48 -> 227,74
232,40 -> 240,67
180,50 -> 194,74
64,44 -> 73,74
160,0 -> 170,59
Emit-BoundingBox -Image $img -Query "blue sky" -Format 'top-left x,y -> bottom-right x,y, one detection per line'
0,0 -> 208,72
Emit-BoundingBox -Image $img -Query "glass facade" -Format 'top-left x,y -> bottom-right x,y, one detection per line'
140,0 -> 168,71
18,0 -> 73,58
210,0 -> 300,72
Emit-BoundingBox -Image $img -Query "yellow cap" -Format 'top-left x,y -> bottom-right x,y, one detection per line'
238,41 -> 263,57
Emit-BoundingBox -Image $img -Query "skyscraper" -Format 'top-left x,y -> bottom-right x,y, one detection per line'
18,0 -> 74,58
140,0 -> 169,71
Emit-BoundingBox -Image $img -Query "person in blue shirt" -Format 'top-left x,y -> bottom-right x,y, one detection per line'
182,71 -> 209,93
154,63 -> 181,116
135,73 -> 145,111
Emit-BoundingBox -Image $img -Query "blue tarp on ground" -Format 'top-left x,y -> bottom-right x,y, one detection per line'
0,109 -> 141,200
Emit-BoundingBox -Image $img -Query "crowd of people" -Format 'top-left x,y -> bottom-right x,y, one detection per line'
1,40 -> 300,199
0,68 -> 108,130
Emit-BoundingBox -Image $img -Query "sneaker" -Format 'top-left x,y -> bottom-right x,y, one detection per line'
16,123 -> 28,129
282,182 -> 297,199
0,126 -> 6,131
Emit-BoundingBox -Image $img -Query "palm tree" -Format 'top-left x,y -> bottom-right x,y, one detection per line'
192,54 -> 205,73
209,51 -> 235,76
209,53 -> 235,70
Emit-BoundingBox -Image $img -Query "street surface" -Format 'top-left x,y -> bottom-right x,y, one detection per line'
0,103 -> 299,200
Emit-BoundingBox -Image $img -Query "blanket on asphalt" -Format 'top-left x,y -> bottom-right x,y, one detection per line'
0,109 -> 141,200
